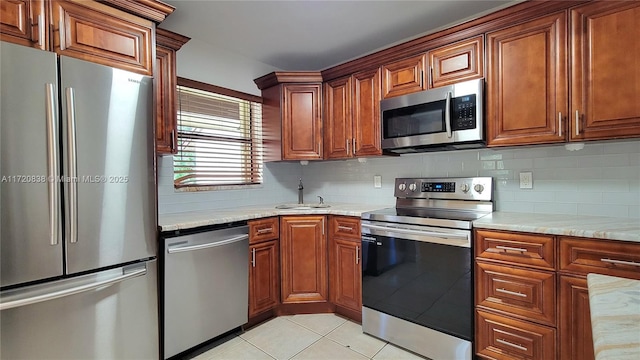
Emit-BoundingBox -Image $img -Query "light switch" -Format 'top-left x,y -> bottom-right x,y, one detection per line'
374,175 -> 382,188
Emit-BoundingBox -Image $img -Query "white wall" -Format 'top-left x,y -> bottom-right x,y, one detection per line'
301,140 -> 640,218
175,38 -> 281,96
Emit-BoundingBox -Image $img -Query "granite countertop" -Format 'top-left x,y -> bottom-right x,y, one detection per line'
472,212 -> 640,243
587,274 -> 640,360
158,203 -> 390,232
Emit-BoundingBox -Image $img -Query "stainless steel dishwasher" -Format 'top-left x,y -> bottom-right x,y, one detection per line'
162,223 -> 249,359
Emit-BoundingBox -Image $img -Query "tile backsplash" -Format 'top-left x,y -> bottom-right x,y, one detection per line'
158,140 -> 639,218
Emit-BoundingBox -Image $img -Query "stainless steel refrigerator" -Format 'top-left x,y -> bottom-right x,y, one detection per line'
0,41 -> 158,359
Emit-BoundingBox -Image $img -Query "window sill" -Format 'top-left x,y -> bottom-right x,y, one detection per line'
174,183 -> 263,192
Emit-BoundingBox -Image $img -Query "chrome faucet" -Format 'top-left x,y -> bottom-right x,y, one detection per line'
298,178 -> 304,204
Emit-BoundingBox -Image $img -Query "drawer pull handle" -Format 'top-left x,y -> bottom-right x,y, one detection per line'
496,288 -> 527,298
496,339 -> 528,352
495,245 -> 527,253
601,258 -> 640,267
257,227 -> 273,234
338,226 -> 354,231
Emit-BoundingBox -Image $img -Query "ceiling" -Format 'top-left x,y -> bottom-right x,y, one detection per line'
160,0 -> 518,71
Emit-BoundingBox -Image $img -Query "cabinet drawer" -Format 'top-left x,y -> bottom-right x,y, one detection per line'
249,217 -> 279,244
476,310 -> 556,360
558,237 -> 640,279
476,262 -> 556,326
475,230 -> 555,270
329,216 -> 360,240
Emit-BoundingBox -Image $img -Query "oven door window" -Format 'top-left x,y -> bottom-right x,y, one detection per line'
382,100 -> 446,139
362,234 -> 472,341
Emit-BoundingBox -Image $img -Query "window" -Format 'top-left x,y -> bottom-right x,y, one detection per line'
174,78 -> 263,189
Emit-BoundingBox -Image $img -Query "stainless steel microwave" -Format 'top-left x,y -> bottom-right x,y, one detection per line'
380,78 -> 484,154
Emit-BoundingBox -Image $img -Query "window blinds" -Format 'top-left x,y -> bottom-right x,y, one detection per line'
174,84 -> 263,188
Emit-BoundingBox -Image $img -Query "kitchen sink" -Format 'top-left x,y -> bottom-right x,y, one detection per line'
275,204 -> 331,209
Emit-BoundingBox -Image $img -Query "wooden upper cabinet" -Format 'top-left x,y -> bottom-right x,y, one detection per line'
486,12 -> 568,147
323,68 -> 382,160
353,68 -> 382,157
155,28 -> 189,155
51,0 -> 154,75
570,1 -> 640,141
324,76 -> 352,159
0,0 -> 47,49
282,84 -> 323,160
279,216 -> 327,304
382,54 -> 426,99
427,35 -> 484,88
255,72 -> 323,161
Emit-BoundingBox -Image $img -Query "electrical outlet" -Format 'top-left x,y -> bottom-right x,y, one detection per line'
519,172 -> 533,189
374,175 -> 382,188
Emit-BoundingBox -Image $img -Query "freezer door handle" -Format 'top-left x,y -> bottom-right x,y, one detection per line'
0,264 -> 147,311
65,87 -> 78,244
167,234 -> 249,254
45,83 -> 60,246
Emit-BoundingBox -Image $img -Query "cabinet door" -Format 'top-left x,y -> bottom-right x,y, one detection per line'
570,2 -> 640,141
428,35 -> 484,88
51,0 -> 154,75
329,237 -> 361,313
353,68 -> 382,157
280,216 -> 327,303
155,29 -> 189,155
155,44 -> 176,154
0,0 -> 47,49
282,84 -> 323,160
323,76 -> 352,159
486,12 -> 567,147
249,240 -> 279,317
382,54 -> 426,99
558,275 -> 594,360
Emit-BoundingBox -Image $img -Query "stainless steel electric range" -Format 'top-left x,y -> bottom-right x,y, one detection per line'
361,177 -> 493,360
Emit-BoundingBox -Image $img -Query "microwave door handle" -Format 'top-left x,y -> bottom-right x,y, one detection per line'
445,91 -> 452,138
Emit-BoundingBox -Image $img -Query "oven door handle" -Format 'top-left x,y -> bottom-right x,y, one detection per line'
361,223 -> 468,242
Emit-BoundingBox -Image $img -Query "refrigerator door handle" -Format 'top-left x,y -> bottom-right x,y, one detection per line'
0,264 -> 147,311
65,87 -> 78,244
45,83 -> 60,246
167,234 -> 249,254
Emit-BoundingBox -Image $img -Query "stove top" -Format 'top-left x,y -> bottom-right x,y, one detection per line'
361,177 -> 494,230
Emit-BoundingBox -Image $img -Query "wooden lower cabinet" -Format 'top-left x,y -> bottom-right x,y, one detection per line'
249,240 -> 280,317
476,310 -> 556,360
557,275 -> 593,360
328,216 -> 361,321
280,216 -> 327,304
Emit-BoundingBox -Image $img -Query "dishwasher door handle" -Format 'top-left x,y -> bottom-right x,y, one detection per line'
167,234 -> 249,254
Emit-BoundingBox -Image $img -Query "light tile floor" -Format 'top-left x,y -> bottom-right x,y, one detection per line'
191,314 -> 428,360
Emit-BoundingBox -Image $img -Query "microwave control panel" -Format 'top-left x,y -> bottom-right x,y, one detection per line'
451,94 -> 476,130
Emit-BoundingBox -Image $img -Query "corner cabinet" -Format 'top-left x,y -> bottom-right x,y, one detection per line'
569,1 -> 640,141
323,68 -> 382,160
255,72 -> 323,161
328,216 -> 361,321
155,28 -> 189,155
279,216 -> 327,305
248,217 -> 280,320
486,12 -> 568,147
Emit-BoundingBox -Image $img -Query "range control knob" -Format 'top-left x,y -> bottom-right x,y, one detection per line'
398,183 -> 407,191
474,184 -> 485,194
460,183 -> 470,193
409,183 -> 417,191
